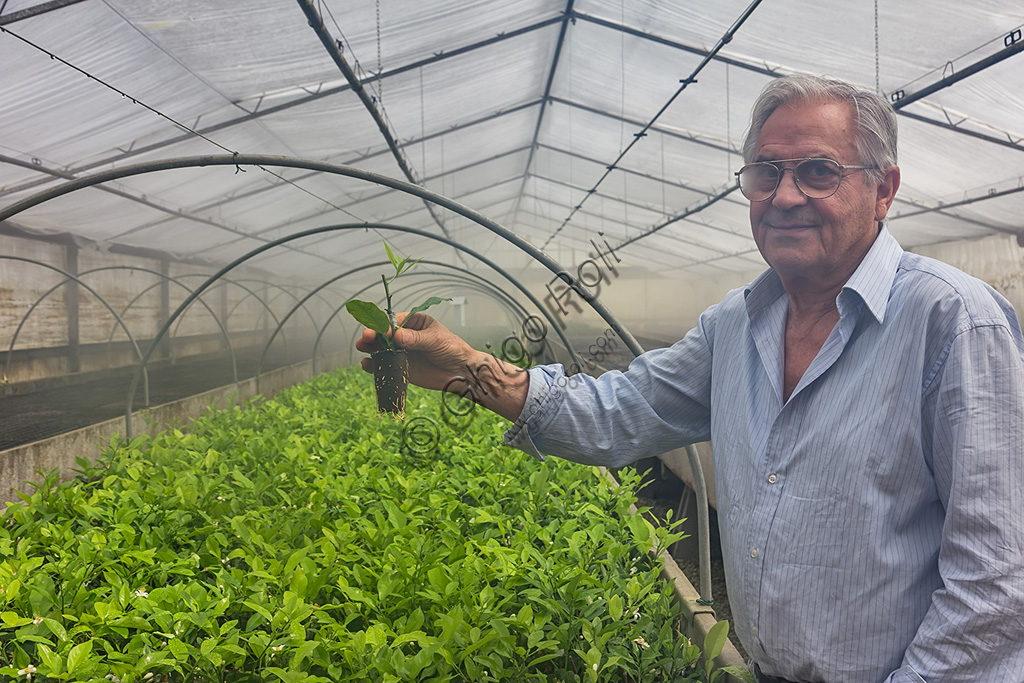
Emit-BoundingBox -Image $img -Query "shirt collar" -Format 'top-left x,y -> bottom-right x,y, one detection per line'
744,226 -> 904,324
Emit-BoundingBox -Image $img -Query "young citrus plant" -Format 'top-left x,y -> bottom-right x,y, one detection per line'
345,241 -> 450,416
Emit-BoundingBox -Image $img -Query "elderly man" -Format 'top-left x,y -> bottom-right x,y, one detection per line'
357,75 -> 1024,682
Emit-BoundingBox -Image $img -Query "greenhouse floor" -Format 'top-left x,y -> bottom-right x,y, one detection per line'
0,346 -> 297,451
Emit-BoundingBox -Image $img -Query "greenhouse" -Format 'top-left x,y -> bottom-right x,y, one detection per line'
2,1 -> 1024,682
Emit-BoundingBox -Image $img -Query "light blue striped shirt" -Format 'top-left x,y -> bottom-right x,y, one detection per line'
506,228 -> 1024,683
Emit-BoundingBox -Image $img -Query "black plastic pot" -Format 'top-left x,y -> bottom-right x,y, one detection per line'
372,348 -> 409,416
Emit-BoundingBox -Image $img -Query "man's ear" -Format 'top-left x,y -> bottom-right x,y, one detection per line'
874,166 -> 901,222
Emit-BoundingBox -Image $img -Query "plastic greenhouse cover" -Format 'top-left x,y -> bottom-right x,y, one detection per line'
0,0 -> 1022,287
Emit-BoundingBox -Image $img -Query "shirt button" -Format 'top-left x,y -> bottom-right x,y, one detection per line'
768,473 -> 778,484
750,548 -> 758,559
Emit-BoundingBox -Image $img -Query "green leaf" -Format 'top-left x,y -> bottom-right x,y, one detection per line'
607,594 -> 623,620
717,665 -> 757,683
406,296 -> 452,319
384,241 -> 399,270
66,640 -> 92,675
42,617 -> 67,641
345,300 -> 391,337
703,619 -> 730,661
37,643 -> 63,675
167,637 -> 189,659
1,612 -> 33,627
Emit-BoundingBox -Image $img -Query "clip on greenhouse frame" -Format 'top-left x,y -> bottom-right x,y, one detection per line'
0,153 -> 715,606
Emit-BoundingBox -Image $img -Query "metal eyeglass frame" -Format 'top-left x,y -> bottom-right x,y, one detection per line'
735,157 -> 878,202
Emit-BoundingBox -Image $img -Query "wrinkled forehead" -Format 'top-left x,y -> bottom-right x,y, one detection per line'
754,100 -> 859,163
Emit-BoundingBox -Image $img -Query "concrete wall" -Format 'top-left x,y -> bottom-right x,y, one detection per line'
1,232 -> 351,385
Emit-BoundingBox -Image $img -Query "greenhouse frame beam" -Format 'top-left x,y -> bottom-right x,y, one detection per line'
890,184 -> 1024,240
889,36 -> 1024,110
516,194 -> 685,271
0,216 -> 265,275
510,0 -> 576,229
537,142 -> 735,197
0,32 -> 548,200
0,153 -> 341,266
0,0 -> 87,25
619,183 -> 742,250
298,0 -> 455,245
548,96 -> 736,154
120,142 -> 534,252
520,191 -> 740,273
532,172 -> 759,261
543,0 -> 764,250
0,154 -> 642,355
894,108 -> 1024,153
571,10 -> 781,78
578,8 -> 1024,155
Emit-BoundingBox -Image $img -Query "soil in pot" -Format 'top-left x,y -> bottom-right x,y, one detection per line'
372,348 -> 409,417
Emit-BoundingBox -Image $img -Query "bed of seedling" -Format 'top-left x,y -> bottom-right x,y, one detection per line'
1,367 -> 743,682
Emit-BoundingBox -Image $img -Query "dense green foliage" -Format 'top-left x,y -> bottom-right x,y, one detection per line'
1,367 -> 738,682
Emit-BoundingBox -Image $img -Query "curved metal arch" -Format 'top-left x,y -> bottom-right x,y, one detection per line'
392,275 -> 554,359
0,154 -> 643,355
65,266 -> 238,384
229,277 -> 323,332
391,277 -> 554,365
0,153 -> 713,604
0,256 -> 150,406
219,278 -> 291,357
257,239 -> 576,391
141,272 -> 293,373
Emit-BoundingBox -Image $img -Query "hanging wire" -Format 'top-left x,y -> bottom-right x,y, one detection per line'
726,63 -> 733,179
541,0 -> 765,251
0,24 -> 369,227
376,0 -> 383,104
872,0 -> 880,94
419,66 -> 426,176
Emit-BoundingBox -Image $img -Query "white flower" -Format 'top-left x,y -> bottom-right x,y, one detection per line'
629,566 -> 637,575
32,616 -> 43,625
633,636 -> 650,649
143,674 -> 154,680
217,496 -> 225,501
272,645 -> 284,652
17,664 -> 37,676
632,609 -> 641,620
135,588 -> 149,598
592,663 -> 598,672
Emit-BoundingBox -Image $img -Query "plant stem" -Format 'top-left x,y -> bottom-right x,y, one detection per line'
381,274 -> 398,350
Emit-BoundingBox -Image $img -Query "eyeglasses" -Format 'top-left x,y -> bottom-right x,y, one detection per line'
735,158 -> 877,202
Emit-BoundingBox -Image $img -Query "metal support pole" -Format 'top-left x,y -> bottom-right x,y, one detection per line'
64,241 -> 80,373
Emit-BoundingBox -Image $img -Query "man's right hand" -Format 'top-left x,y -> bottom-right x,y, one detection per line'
354,312 -> 530,421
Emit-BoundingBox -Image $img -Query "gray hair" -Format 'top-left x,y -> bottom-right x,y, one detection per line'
742,74 -> 898,183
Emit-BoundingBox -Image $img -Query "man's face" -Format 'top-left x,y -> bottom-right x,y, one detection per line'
748,100 -> 897,287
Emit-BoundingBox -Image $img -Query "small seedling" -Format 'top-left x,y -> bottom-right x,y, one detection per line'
345,241 -> 450,415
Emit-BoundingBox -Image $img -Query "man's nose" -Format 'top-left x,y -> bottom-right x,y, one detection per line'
771,168 -> 808,209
